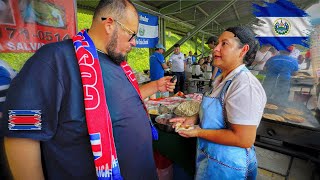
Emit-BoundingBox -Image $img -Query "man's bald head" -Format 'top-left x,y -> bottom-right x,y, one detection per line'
93,0 -> 138,22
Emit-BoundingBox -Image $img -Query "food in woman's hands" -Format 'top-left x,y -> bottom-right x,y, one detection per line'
175,122 -> 194,132
174,100 -> 200,116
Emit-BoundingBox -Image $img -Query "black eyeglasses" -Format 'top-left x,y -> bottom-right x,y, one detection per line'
101,17 -> 137,42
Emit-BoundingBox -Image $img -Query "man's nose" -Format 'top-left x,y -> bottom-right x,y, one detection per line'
130,38 -> 137,47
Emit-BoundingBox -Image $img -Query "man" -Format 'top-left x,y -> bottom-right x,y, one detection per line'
304,50 -> 311,70
206,36 -> 221,86
149,43 -> 168,81
2,1 -> 175,180
169,43 -> 186,93
0,60 -> 16,180
185,51 -> 195,74
288,45 -> 301,59
263,50 -> 298,105
185,51 -> 195,66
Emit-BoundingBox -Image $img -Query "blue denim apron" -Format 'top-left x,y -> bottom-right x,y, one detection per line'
196,68 -> 257,180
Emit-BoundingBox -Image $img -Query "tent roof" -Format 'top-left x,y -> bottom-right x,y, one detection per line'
77,0 -> 319,38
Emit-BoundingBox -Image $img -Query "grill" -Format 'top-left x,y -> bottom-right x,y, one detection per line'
256,102 -> 320,164
291,76 -> 314,86
291,71 -> 314,86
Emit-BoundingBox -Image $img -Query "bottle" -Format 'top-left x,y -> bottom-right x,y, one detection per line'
162,91 -> 169,98
156,91 -> 162,99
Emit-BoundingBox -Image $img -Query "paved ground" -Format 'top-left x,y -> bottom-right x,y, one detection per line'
256,147 -> 320,180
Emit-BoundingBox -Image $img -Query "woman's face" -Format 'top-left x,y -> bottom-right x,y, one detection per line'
199,58 -> 204,64
213,31 -> 247,72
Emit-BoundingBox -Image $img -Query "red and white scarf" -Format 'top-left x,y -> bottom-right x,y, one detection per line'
73,30 -> 157,180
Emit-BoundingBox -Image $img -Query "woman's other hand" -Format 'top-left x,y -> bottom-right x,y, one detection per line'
178,125 -> 201,138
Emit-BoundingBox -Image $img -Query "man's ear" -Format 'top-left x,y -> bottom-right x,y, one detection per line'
239,44 -> 249,58
102,17 -> 114,34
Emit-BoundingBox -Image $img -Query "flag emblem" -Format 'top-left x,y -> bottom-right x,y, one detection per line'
139,27 -> 145,36
274,18 -> 290,35
90,133 -> 102,160
8,110 -> 42,130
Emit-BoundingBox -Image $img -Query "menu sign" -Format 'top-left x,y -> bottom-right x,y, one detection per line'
0,0 -> 76,53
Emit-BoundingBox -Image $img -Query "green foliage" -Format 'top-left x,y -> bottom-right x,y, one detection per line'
0,8 -> 209,72
77,9 -> 93,30
127,47 -> 149,72
0,53 -> 32,71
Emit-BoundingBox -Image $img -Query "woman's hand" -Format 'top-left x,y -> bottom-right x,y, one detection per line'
169,115 -> 199,138
156,76 -> 176,92
178,125 -> 201,138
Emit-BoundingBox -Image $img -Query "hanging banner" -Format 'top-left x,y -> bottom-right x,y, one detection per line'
0,0 -> 76,53
136,12 -> 158,48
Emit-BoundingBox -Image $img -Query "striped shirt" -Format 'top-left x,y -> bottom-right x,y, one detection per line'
0,60 -> 17,111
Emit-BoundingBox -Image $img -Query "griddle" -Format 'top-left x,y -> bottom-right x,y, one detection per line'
256,101 -> 320,164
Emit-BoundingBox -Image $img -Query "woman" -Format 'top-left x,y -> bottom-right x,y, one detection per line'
171,26 -> 266,179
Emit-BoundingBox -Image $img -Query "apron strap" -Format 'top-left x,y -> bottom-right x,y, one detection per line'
218,80 -> 232,99
218,67 -> 249,128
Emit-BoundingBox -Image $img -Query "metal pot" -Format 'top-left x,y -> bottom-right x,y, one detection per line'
155,114 -> 176,133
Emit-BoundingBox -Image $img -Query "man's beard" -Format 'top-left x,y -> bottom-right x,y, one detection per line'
107,28 -> 126,65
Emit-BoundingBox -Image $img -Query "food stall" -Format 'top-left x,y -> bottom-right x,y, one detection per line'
147,76 -> 320,178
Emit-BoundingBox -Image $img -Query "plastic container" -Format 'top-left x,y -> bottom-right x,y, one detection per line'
147,105 -> 159,115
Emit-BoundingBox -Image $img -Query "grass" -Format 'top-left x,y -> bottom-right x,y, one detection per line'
0,8 -> 210,72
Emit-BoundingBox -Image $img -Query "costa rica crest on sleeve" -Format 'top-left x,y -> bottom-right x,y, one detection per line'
8,110 -> 42,130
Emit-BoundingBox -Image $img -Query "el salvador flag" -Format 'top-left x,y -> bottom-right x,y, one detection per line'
136,12 -> 159,48
252,0 -> 312,50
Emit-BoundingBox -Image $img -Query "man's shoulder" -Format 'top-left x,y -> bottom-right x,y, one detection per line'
40,39 -> 74,53
23,39 -> 77,73
268,55 -> 286,61
34,39 -> 75,62
150,52 -> 163,60
154,52 -> 163,57
171,53 -> 184,58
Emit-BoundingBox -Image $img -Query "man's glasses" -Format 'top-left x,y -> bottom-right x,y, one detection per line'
101,17 -> 137,42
